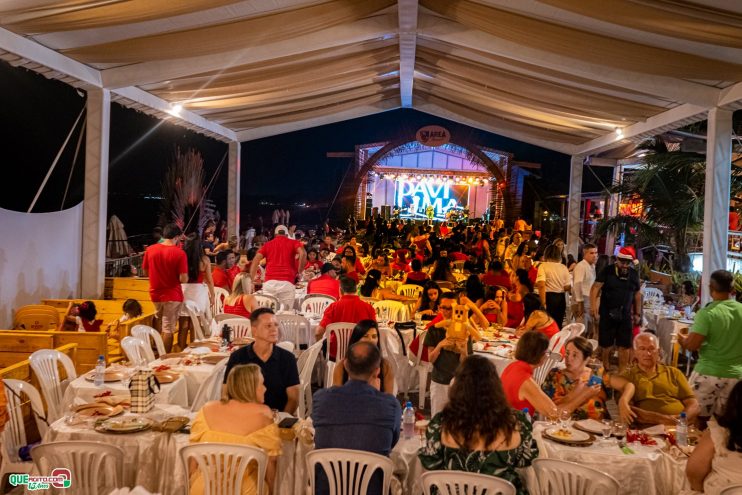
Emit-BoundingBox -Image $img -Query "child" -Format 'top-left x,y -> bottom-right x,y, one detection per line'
77,301 -> 102,332
120,299 -> 143,322
106,299 -> 143,359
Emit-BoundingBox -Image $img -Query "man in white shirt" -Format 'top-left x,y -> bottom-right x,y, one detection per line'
572,243 -> 598,338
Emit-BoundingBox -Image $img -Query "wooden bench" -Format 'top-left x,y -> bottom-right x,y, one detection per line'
105,277 -> 151,305
0,331 -> 105,374
41,298 -> 155,342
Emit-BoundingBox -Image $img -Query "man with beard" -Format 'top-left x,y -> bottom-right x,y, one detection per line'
590,247 -> 641,372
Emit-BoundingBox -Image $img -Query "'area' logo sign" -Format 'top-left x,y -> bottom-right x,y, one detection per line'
416,126 -> 450,147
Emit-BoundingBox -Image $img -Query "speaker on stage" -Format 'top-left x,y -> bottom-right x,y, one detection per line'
381,205 -> 391,219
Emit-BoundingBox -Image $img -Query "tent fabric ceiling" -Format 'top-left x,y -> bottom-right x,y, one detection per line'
1,0 -> 741,153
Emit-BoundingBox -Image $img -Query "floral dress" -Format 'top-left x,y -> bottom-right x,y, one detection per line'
418,410 -> 538,495
541,368 -> 608,420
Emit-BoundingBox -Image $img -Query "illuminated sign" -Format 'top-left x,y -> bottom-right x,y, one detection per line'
619,198 -> 643,217
395,180 -> 468,219
415,125 -> 450,147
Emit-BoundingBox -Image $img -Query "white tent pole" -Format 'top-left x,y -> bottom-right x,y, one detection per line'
701,108 -> 733,306
227,141 -> 241,239
61,115 -> 87,210
27,105 -> 86,212
566,155 -> 584,258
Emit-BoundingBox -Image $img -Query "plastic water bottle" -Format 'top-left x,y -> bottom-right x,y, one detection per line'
403,401 -> 416,439
676,412 -> 688,447
94,355 -> 106,387
522,407 -> 532,423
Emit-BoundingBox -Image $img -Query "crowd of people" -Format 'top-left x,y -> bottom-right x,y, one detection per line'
132,214 -> 742,494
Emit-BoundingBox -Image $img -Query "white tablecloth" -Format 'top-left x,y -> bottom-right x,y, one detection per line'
476,350 -> 514,374
43,405 -> 192,495
63,370 -> 189,409
151,359 -> 217,405
531,422 -> 688,495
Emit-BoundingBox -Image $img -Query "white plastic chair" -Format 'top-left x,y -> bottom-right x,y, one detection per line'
31,441 -> 125,495
212,286 -> 230,316
191,357 -> 228,412
219,317 -> 252,340
562,322 -> 585,339
28,349 -> 78,423
410,330 -> 432,410
372,300 -> 409,322
379,327 -> 412,396
533,352 -> 562,386
547,328 -> 572,355
297,340 -> 324,418
131,324 -> 166,357
184,300 -> 207,341
301,294 -> 335,317
307,448 -> 393,495
276,314 -> 312,352
397,284 -> 423,299
254,293 -> 282,311
276,341 -> 295,353
325,322 -> 356,388
643,287 -> 665,306
1,380 -> 48,482
214,313 -> 248,324
121,335 -> 156,365
181,443 -> 267,495
421,471 -> 516,495
720,485 -> 742,495
532,458 -> 619,495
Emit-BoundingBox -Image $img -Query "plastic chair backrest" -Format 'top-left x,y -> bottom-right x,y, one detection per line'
276,314 -> 311,349
397,284 -> 423,298
31,441 -> 124,495
184,301 -> 207,340
191,358 -> 228,412
2,379 -> 48,462
421,471 -> 516,495
532,458 -> 619,495
563,322 -> 585,339
643,287 -> 665,305
327,323 -> 356,362
121,336 -> 155,365
254,293 -> 281,311
276,341 -> 295,353
301,295 -> 335,317
533,352 -> 561,386
131,324 -> 166,357
548,328 -> 572,354
307,448 -> 393,495
212,287 -> 230,316
453,260 -> 466,272
372,300 -> 409,322
434,281 -> 454,291
14,307 -> 59,330
28,349 -> 78,422
181,442 -> 267,495
219,318 -> 252,340
297,340 -> 324,418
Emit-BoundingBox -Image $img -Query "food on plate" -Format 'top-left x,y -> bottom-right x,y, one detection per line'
552,428 -> 573,439
627,430 -> 658,446
153,364 -> 171,372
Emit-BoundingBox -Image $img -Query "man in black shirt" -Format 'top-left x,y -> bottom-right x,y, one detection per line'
590,248 -> 642,372
223,307 -> 300,413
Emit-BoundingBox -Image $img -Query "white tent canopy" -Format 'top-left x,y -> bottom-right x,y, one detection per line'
1,0 -> 739,299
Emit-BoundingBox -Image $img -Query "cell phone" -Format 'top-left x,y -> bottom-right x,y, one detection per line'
278,417 -> 299,429
588,375 -> 603,387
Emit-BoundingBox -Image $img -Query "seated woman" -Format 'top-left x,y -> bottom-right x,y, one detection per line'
501,331 -> 558,417
479,286 -> 508,326
515,293 -> 559,339
304,249 -> 323,272
686,380 -> 742,494
430,256 -> 457,284
404,258 -> 430,287
358,270 -> 407,302
419,355 -> 538,495
541,337 -> 607,420
223,272 -> 258,319
331,320 -> 395,395
390,250 -> 411,277
506,269 -> 532,328
677,281 -> 700,311
416,281 -> 441,320
369,250 -> 391,279
465,275 -> 485,306
190,364 -> 281,495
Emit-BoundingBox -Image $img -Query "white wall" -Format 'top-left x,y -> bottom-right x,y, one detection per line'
0,204 -> 82,328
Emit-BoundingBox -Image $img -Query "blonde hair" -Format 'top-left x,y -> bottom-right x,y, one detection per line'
222,364 -> 262,404
231,272 -> 254,296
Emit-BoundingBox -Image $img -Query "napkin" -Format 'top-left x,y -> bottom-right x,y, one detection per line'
642,424 -> 666,436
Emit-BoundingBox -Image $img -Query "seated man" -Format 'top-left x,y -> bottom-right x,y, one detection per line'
211,250 -> 236,291
312,341 -> 401,495
307,263 -> 340,300
607,333 -> 699,426
315,277 -> 376,340
223,307 -> 300,413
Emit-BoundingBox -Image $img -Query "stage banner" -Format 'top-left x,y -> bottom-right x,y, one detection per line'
395,180 -> 468,219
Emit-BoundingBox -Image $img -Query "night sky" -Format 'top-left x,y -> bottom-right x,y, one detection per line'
2,60 -> 612,235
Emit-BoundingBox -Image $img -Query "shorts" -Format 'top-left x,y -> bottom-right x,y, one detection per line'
154,301 -> 182,334
598,316 -> 632,348
689,372 -> 737,417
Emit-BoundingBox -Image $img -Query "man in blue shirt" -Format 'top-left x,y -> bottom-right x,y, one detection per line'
311,341 -> 401,494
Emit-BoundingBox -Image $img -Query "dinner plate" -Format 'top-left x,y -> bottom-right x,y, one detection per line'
75,404 -> 124,418
574,419 -> 605,435
154,371 -> 179,384
202,355 -> 229,365
160,352 -> 188,360
543,427 -> 594,446
96,417 -> 152,434
84,371 -> 125,383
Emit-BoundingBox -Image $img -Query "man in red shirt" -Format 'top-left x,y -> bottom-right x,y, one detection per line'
141,223 -> 188,352
211,251 -> 236,291
307,263 -> 340,300
251,225 -> 306,310
316,277 -> 376,340
481,261 -> 512,290
341,255 -> 359,283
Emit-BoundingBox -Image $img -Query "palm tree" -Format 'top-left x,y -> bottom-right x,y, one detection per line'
597,139 -> 742,260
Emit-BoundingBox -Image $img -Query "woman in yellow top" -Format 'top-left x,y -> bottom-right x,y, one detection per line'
189,364 -> 282,495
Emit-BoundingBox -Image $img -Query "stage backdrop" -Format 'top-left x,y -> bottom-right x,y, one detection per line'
0,204 -> 82,328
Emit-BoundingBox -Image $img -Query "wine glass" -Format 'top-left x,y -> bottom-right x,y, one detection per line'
558,409 -> 572,430
601,419 -> 613,443
613,422 -> 628,441
547,406 -> 559,427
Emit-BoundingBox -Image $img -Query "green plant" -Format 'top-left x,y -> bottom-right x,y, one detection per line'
734,272 -> 742,303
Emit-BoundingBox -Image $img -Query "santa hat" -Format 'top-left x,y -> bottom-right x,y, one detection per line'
617,246 -> 636,261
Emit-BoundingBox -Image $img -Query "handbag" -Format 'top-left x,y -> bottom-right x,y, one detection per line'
129,368 -> 160,413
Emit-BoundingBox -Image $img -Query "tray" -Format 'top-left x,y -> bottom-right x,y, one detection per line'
543,427 -> 595,446
154,371 -> 179,384
84,371 -> 125,383
95,416 -> 152,434
74,403 -> 125,418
